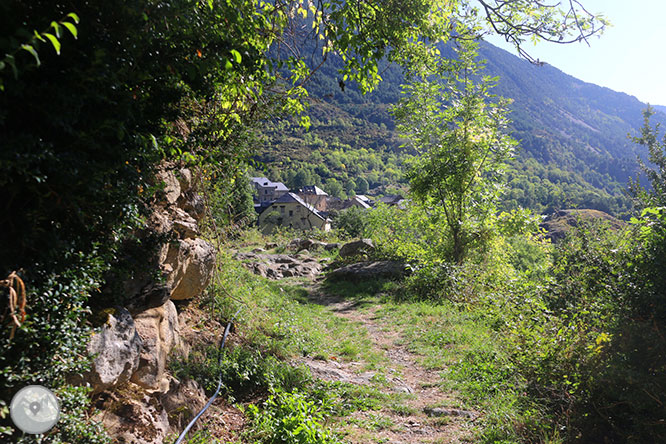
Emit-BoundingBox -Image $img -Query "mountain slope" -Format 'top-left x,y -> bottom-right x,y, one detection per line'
257,41 -> 664,217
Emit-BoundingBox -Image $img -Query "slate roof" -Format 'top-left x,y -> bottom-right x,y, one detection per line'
271,192 -> 327,221
251,176 -> 289,191
299,185 -> 328,196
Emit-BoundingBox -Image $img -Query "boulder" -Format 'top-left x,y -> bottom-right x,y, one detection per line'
164,238 -> 216,301
86,307 -> 142,393
160,377 -> 207,431
172,207 -> 199,239
155,168 -> 181,206
324,242 -> 341,251
288,238 -> 326,252
234,252 -> 323,279
327,261 -> 409,281
95,389 -> 170,444
131,301 -> 180,390
339,239 -> 374,258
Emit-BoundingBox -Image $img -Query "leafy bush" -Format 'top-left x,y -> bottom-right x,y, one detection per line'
170,346 -> 311,401
245,389 -> 341,444
332,207 -> 371,239
0,257 -> 111,443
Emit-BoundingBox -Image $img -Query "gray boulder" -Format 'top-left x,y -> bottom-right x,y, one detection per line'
131,301 -> 180,390
86,307 -> 142,393
327,261 -> 409,281
339,239 -> 374,258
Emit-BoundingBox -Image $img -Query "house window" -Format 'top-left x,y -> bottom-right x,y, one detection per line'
280,206 -> 285,213
264,190 -> 268,194
289,210 -> 293,216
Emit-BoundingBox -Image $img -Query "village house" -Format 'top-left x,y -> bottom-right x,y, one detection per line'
258,192 -> 331,232
343,195 -> 372,210
297,185 -> 328,212
250,177 -> 289,205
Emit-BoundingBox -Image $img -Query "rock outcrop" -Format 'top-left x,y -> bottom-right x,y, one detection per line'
339,239 -> 375,258
163,238 -> 216,301
87,165 -> 217,443
131,301 -> 180,390
85,307 -> 142,393
327,260 -> 410,281
235,252 -> 324,279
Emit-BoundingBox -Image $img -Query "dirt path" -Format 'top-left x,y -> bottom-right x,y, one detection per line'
299,288 -> 477,444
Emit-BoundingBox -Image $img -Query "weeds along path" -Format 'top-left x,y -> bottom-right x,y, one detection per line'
300,284 -> 477,444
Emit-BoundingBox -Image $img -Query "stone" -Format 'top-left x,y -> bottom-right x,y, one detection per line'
172,207 -> 200,239
177,168 -> 193,191
160,377 -> 207,431
155,168 -> 181,206
95,388 -> 170,444
234,252 -> 323,280
179,191 -> 206,221
324,242 -> 341,251
423,407 -> 477,419
327,261 -> 409,281
86,307 -> 142,393
165,238 -> 216,301
339,239 -> 375,258
131,301 -> 180,390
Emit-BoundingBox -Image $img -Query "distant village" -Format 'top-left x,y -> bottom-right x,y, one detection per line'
250,177 -> 406,231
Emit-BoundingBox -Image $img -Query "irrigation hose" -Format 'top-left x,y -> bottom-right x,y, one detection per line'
173,307 -> 242,444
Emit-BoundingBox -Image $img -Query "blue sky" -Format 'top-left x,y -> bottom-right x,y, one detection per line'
486,0 -> 666,105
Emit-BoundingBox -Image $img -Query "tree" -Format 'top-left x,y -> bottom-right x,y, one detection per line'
629,106 -> 666,207
392,41 -> 516,263
356,177 -> 370,194
324,178 -> 344,198
344,179 -> 357,196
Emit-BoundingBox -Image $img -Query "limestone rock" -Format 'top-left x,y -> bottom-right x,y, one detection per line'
423,407 -> 477,419
172,207 -> 199,239
324,242 -> 341,251
327,261 -> 409,281
160,377 -> 207,431
234,252 -> 323,279
95,388 -> 170,444
155,168 -> 181,206
86,307 -> 142,393
131,301 -> 180,390
339,239 -> 374,258
165,238 -> 216,301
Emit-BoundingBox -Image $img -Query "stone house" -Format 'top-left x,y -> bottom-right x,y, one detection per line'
250,177 -> 289,205
258,193 -> 331,231
297,185 -> 328,212
343,195 -> 372,210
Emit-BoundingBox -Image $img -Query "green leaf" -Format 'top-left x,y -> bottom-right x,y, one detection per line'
230,49 -> 242,64
33,30 -> 46,42
21,44 -> 40,66
67,12 -> 80,24
43,33 -> 62,55
62,22 -> 78,39
224,59 -> 233,70
50,21 -> 62,38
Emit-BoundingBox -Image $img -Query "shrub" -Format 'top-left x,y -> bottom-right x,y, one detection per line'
245,389 -> 341,444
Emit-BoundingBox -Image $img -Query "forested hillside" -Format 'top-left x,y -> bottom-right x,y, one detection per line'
258,40 -> 665,217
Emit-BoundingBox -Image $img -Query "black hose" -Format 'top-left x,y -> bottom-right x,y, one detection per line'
173,307 -> 242,444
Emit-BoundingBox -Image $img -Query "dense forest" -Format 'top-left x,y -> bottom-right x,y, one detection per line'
1,1 -> 665,444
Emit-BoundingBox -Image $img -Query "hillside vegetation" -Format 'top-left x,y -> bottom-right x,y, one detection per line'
258,41 -> 666,218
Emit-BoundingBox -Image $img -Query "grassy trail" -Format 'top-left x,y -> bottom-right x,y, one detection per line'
299,284 -> 477,444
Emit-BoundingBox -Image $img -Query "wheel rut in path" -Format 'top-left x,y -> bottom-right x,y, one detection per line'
298,287 -> 477,444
